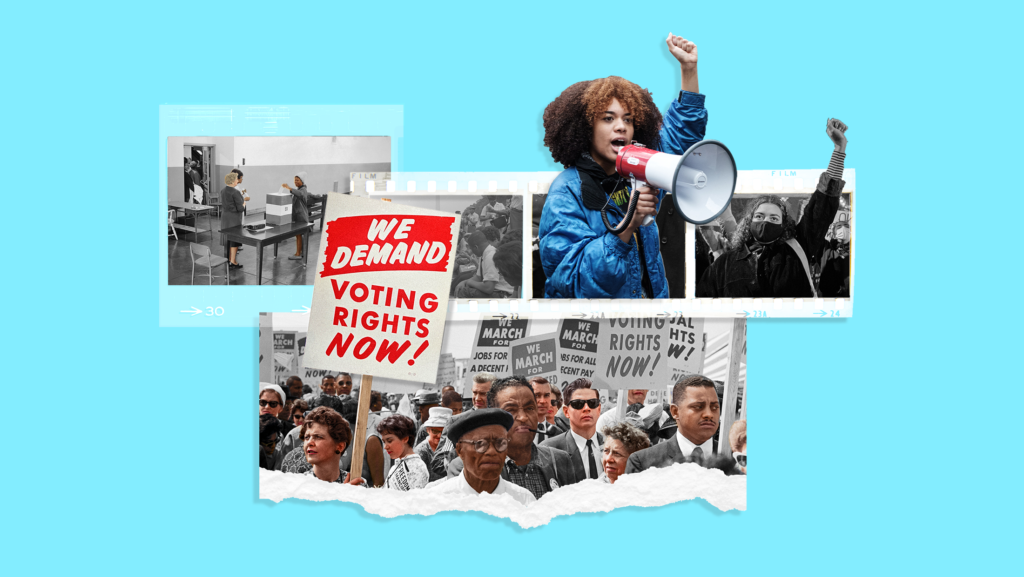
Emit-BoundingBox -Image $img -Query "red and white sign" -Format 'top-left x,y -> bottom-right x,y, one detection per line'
304,194 -> 459,382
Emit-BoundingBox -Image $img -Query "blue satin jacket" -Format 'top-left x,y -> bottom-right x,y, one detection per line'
539,91 -> 708,298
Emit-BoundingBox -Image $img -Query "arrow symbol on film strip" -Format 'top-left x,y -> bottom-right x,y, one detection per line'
291,306 -> 311,314
814,310 -> 829,317
572,313 -> 588,319
180,307 -> 202,316
492,314 -> 507,319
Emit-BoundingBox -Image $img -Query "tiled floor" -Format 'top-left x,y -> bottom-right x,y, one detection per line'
168,213 -> 321,285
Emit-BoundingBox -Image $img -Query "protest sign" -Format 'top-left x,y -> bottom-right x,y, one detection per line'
665,317 -> 706,382
273,331 -> 298,385
304,194 -> 459,383
554,318 -> 600,390
436,353 -> 457,388
594,318 -> 669,389
463,318 -> 529,391
508,333 -> 558,386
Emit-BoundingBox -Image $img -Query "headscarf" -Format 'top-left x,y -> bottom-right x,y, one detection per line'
260,383 -> 286,405
295,171 -> 308,188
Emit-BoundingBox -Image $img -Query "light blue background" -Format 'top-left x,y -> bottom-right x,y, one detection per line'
4,1 -> 1017,574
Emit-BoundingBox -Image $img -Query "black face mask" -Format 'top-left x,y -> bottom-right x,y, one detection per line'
751,221 -> 784,244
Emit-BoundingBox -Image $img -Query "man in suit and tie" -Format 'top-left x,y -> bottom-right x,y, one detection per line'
541,378 -> 604,482
625,374 -> 720,474
529,376 -> 564,445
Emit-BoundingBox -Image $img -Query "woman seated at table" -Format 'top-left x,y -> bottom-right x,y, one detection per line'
378,415 -> 430,491
221,172 -> 245,268
600,419 -> 651,484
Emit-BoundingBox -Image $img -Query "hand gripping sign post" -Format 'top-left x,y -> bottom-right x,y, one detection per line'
304,194 -> 459,481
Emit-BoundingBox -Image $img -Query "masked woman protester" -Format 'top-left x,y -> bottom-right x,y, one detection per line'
280,172 -> 324,261
696,119 -> 849,298
377,415 -> 430,491
539,34 -> 707,299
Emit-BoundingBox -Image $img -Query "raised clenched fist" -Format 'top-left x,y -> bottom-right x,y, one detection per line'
666,34 -> 698,69
826,118 -> 848,149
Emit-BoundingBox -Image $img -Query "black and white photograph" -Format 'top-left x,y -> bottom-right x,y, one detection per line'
367,194 -> 525,298
167,136 -> 390,286
695,119 -> 853,299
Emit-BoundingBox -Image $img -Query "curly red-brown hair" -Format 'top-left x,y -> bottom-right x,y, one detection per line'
543,76 -> 663,168
300,406 -> 352,448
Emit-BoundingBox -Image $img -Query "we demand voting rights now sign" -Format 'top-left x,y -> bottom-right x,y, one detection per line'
304,194 -> 459,383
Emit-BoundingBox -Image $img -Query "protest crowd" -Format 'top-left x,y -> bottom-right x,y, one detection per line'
259,370 -> 745,501
449,195 -> 523,298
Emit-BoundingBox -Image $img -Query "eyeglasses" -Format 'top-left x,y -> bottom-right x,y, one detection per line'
259,400 -> 281,408
458,437 -> 509,454
550,400 -> 558,407
734,452 -> 746,467
567,398 -> 600,410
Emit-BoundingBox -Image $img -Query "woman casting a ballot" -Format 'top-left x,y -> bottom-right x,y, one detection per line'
539,33 -> 707,299
281,172 -> 325,261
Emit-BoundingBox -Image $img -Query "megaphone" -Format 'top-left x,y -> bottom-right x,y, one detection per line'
604,140 -> 737,233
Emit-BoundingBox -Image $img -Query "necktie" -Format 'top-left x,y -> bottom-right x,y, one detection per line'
537,423 -> 546,443
690,446 -> 704,462
586,439 -> 598,479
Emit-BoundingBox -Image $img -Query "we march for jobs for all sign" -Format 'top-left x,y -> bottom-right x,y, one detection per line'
304,194 -> 459,383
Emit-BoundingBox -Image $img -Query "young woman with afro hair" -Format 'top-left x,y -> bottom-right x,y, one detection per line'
538,33 -> 707,299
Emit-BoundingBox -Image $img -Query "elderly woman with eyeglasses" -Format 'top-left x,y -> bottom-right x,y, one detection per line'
425,408 -> 536,504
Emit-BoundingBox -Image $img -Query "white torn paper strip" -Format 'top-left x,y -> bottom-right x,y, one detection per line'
260,463 -> 745,528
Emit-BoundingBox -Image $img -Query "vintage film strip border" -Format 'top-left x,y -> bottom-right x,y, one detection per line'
352,171 -> 855,319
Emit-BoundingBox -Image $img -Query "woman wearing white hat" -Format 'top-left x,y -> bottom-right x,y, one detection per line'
281,172 -> 324,261
259,383 -> 286,419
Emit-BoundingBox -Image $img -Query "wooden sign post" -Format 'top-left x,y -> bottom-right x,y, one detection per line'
347,374 -> 374,483
718,318 -> 745,455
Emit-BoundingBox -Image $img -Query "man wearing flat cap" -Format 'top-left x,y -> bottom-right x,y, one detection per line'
446,376 -> 579,498
625,374 -> 738,475
426,408 -> 536,504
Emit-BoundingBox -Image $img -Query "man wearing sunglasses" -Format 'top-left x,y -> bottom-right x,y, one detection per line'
425,408 -> 536,504
541,378 -> 605,481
